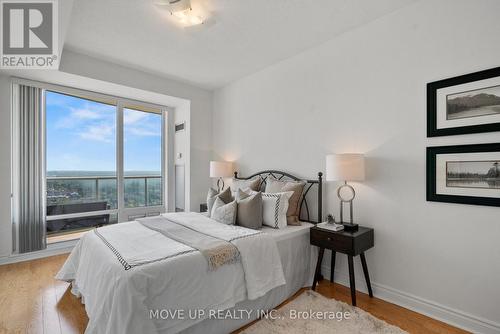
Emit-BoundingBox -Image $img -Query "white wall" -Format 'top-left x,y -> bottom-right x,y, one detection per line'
174,105 -> 190,211
0,75 -> 12,257
213,0 -> 500,332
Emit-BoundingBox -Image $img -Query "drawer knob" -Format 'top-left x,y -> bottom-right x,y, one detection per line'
327,237 -> 331,241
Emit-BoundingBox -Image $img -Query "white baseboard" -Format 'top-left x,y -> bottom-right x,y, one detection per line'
321,265 -> 500,334
0,240 -> 76,266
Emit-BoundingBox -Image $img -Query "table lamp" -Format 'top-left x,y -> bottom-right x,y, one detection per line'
210,161 -> 233,192
325,154 -> 365,231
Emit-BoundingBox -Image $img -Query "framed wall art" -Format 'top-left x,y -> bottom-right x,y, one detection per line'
427,143 -> 500,207
427,66 -> 500,137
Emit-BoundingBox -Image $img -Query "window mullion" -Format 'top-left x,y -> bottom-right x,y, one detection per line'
162,110 -> 166,210
117,101 -> 125,222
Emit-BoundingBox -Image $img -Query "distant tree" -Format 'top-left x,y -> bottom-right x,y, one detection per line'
486,162 -> 499,178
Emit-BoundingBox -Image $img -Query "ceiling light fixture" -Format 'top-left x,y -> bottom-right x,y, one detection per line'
155,0 -> 204,27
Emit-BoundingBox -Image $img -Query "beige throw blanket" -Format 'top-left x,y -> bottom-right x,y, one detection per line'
138,216 -> 240,270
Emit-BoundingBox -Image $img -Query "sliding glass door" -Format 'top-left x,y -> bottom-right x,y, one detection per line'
44,90 -> 167,238
121,106 -> 165,221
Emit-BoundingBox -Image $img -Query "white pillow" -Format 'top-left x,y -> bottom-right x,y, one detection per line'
211,197 -> 237,225
260,191 -> 293,229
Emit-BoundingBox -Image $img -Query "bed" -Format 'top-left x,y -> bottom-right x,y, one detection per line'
56,170 -> 323,334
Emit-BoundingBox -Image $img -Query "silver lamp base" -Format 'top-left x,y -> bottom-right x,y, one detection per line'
337,182 -> 358,231
217,177 -> 225,193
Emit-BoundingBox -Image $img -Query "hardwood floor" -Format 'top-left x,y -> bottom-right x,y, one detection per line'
0,254 -> 469,334
0,254 -> 87,334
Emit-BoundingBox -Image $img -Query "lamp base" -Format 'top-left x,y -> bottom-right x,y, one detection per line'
217,178 -> 225,193
342,223 -> 359,232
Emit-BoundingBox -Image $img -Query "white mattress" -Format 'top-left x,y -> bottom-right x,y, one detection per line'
179,222 -> 317,334
261,223 -> 315,241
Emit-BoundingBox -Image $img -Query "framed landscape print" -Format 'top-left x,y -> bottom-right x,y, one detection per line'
427,143 -> 500,207
427,66 -> 500,137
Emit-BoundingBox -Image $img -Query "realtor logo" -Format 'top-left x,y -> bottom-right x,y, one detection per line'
1,0 -> 58,69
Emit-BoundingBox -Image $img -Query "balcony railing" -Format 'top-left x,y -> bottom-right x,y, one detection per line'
46,175 -> 162,210
46,175 -> 163,235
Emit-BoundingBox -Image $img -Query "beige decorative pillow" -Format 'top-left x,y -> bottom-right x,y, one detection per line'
206,187 -> 232,217
265,176 -> 306,225
236,189 -> 262,230
232,177 -> 261,192
211,197 -> 237,225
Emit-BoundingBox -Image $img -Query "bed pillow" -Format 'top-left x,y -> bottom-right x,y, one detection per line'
207,187 -> 232,217
235,189 -> 262,230
232,177 -> 261,192
260,191 -> 293,229
265,176 -> 306,225
211,197 -> 237,225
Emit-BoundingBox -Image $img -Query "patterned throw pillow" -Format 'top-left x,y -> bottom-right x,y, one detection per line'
265,176 -> 306,225
260,191 -> 293,229
206,187 -> 232,217
211,197 -> 237,225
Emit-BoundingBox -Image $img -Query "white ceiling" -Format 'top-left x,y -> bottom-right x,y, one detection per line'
65,0 -> 416,90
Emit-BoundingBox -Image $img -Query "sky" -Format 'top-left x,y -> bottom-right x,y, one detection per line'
46,91 -> 162,173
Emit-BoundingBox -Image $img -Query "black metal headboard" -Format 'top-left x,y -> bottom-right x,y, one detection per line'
233,170 -> 323,224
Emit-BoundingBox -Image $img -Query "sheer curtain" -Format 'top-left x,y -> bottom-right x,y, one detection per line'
13,84 -> 46,253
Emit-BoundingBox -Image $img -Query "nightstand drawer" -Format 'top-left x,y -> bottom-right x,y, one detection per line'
310,228 -> 352,253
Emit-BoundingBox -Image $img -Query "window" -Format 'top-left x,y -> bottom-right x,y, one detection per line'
44,90 -> 168,239
123,107 -> 163,208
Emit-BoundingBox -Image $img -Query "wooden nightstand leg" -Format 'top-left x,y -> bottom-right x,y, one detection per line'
312,247 -> 324,291
330,251 -> 336,283
347,255 -> 356,306
360,252 -> 373,297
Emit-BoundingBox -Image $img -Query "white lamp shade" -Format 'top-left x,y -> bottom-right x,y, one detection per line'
325,154 -> 365,182
209,161 -> 233,178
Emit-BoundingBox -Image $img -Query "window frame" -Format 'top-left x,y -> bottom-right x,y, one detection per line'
13,79 -> 172,231
119,102 -> 167,221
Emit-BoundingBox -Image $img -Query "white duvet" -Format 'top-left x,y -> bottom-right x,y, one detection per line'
56,212 -> 286,334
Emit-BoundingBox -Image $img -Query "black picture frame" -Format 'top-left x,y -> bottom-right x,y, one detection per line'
427,66 -> 500,137
427,143 -> 500,207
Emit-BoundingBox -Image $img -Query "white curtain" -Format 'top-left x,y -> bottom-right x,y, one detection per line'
14,84 -> 46,253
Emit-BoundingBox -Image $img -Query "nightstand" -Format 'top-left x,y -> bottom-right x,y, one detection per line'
200,203 -> 208,213
310,225 -> 374,306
